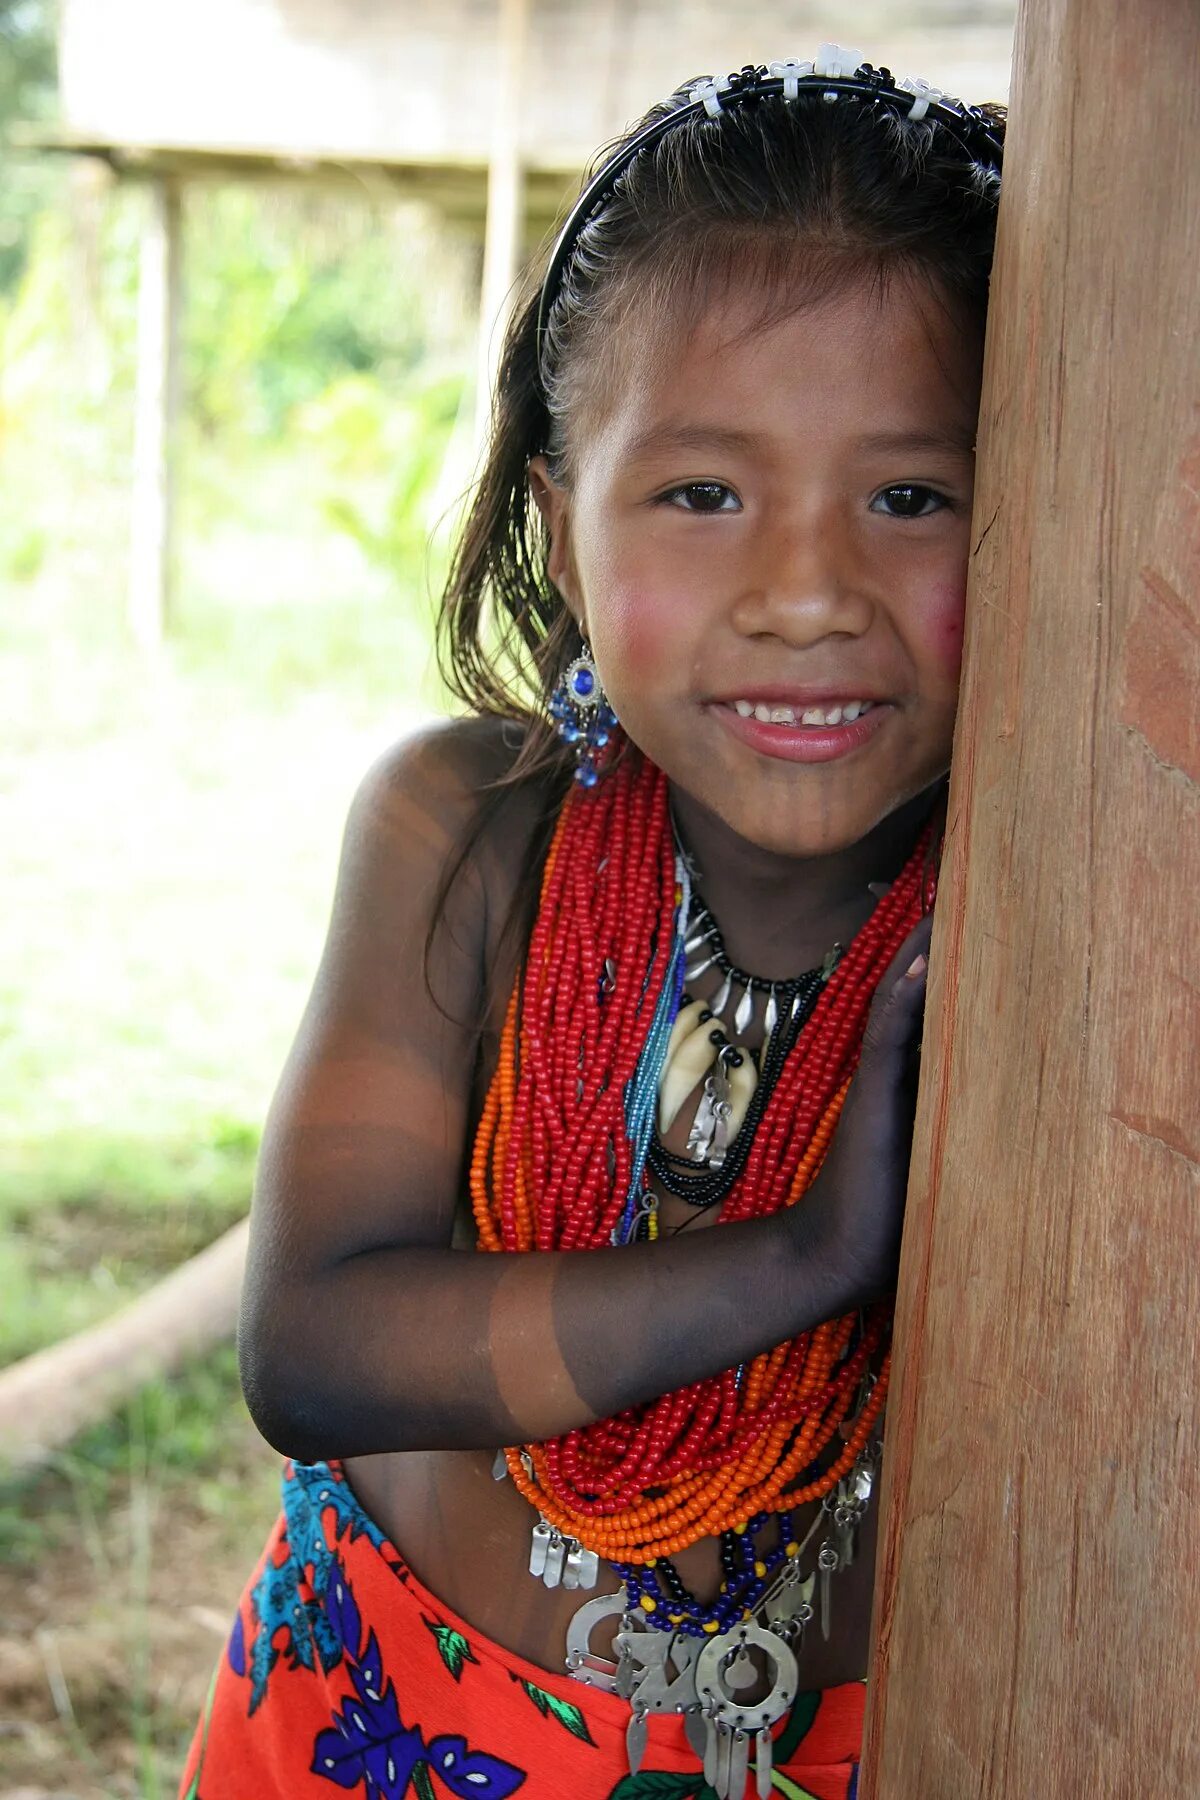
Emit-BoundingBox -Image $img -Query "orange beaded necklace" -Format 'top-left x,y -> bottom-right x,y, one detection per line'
471,751 -> 935,1577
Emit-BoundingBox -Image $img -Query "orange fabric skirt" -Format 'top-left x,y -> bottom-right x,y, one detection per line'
181,1459 -> 864,1800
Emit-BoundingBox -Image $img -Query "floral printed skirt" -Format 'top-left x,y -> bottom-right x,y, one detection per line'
180,1460 -> 864,1800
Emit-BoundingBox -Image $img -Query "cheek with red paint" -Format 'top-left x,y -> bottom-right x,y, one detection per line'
588,578 -> 698,709
912,580 -> 968,687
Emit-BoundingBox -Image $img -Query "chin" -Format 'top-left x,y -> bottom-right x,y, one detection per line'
722,806 -> 884,860
686,770 -> 947,863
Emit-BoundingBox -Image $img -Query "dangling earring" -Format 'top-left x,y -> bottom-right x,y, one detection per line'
549,640 -> 619,788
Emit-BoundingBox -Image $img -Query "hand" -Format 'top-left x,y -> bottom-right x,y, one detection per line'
799,914 -> 934,1310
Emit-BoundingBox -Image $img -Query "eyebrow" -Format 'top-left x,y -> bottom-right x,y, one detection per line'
853,426 -> 977,457
625,424 -> 759,461
624,422 -> 976,462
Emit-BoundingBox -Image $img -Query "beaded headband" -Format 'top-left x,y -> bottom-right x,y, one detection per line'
536,43 -> 1005,393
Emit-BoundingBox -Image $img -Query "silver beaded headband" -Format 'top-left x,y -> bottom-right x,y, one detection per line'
535,43 -> 1004,393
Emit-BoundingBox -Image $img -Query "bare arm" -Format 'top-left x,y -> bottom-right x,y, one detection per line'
240,723 -> 919,1461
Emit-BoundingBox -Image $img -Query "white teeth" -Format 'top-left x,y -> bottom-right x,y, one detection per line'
734,699 -> 877,726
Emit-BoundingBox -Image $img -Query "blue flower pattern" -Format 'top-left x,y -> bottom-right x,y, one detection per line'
230,1464 -> 525,1800
313,1556 -> 524,1799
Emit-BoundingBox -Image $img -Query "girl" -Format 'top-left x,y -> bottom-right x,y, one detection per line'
182,48 -> 1004,1800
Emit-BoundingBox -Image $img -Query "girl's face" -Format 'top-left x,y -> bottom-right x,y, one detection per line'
533,271 -> 982,858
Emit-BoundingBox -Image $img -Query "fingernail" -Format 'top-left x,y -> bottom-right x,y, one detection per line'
905,954 -> 928,979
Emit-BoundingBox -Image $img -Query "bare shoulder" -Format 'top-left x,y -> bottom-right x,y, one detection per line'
345,713 -> 553,896
251,714 -> 556,1276
327,714 -> 557,1029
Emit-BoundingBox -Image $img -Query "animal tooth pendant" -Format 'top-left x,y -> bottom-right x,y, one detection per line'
658,1014 -> 723,1133
663,996 -> 707,1070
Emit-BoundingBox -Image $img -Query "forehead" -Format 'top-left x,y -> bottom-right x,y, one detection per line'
573,268 -> 983,474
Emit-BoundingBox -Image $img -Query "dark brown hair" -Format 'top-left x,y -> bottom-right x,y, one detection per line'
429,74 -> 1006,1013
438,77 -> 1005,782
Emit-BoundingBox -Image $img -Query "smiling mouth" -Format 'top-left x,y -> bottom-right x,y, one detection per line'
728,698 -> 880,728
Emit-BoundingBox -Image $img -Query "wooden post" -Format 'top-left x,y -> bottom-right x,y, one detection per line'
474,0 -> 530,442
861,1 -> 1200,1793
128,174 -> 182,652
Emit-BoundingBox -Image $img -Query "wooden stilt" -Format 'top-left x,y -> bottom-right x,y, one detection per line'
861,1 -> 1200,1793
128,174 -> 182,652
475,0 -> 530,443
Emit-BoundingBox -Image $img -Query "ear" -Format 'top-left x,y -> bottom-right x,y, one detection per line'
529,455 -> 582,619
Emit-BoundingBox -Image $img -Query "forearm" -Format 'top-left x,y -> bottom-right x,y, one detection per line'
241,1208 -> 854,1460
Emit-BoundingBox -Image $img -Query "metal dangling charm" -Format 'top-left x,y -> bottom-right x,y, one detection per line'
626,1702 -> 648,1774
528,1515 -> 552,1578
543,1528 -> 567,1588
762,987 -> 778,1037
817,1540 -> 840,1640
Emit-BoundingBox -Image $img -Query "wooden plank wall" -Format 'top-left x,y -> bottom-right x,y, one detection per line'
860,0 -> 1199,1793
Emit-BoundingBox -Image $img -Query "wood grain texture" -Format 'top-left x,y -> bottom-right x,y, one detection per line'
860,1 -> 1200,1793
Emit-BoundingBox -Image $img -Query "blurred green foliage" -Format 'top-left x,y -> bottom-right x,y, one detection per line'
183,188 -> 468,438
0,16 -> 480,1793
0,0 -> 59,292
0,0 -> 477,1363
0,178 -> 474,566
0,0 -> 476,595
312,369 -> 467,575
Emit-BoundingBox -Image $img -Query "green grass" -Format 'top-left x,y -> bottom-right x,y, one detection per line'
0,1343 -> 282,1797
0,344 -> 452,1796
0,1341 -> 271,1568
0,1126 -> 258,1362
0,417 -> 443,1142
0,163 -> 483,1792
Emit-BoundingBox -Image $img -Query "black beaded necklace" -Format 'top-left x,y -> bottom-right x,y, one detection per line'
647,900 -> 842,1209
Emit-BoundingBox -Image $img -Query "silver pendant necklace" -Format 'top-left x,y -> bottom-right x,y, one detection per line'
553,1437 -> 883,1798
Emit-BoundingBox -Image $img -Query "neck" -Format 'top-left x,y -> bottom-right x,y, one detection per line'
668,780 -> 944,982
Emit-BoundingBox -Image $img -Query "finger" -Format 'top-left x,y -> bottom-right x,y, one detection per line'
880,913 -> 934,990
859,917 -> 934,1060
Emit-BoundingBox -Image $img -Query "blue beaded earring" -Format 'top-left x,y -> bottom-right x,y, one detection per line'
549,641 -> 619,788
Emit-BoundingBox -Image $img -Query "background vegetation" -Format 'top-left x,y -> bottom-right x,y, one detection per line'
0,4 -> 476,1790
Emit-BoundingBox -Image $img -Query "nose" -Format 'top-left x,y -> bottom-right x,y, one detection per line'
728,505 -> 873,647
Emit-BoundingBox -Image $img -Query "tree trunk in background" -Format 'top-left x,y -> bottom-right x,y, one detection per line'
0,1220 -> 247,1472
861,0 -> 1199,1794
474,0 -> 530,442
127,172 -> 182,653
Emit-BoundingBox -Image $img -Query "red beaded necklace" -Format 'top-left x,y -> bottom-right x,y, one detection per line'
471,750 -> 936,1565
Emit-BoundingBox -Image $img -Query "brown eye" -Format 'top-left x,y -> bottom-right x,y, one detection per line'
664,482 -> 740,513
872,484 -> 946,518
